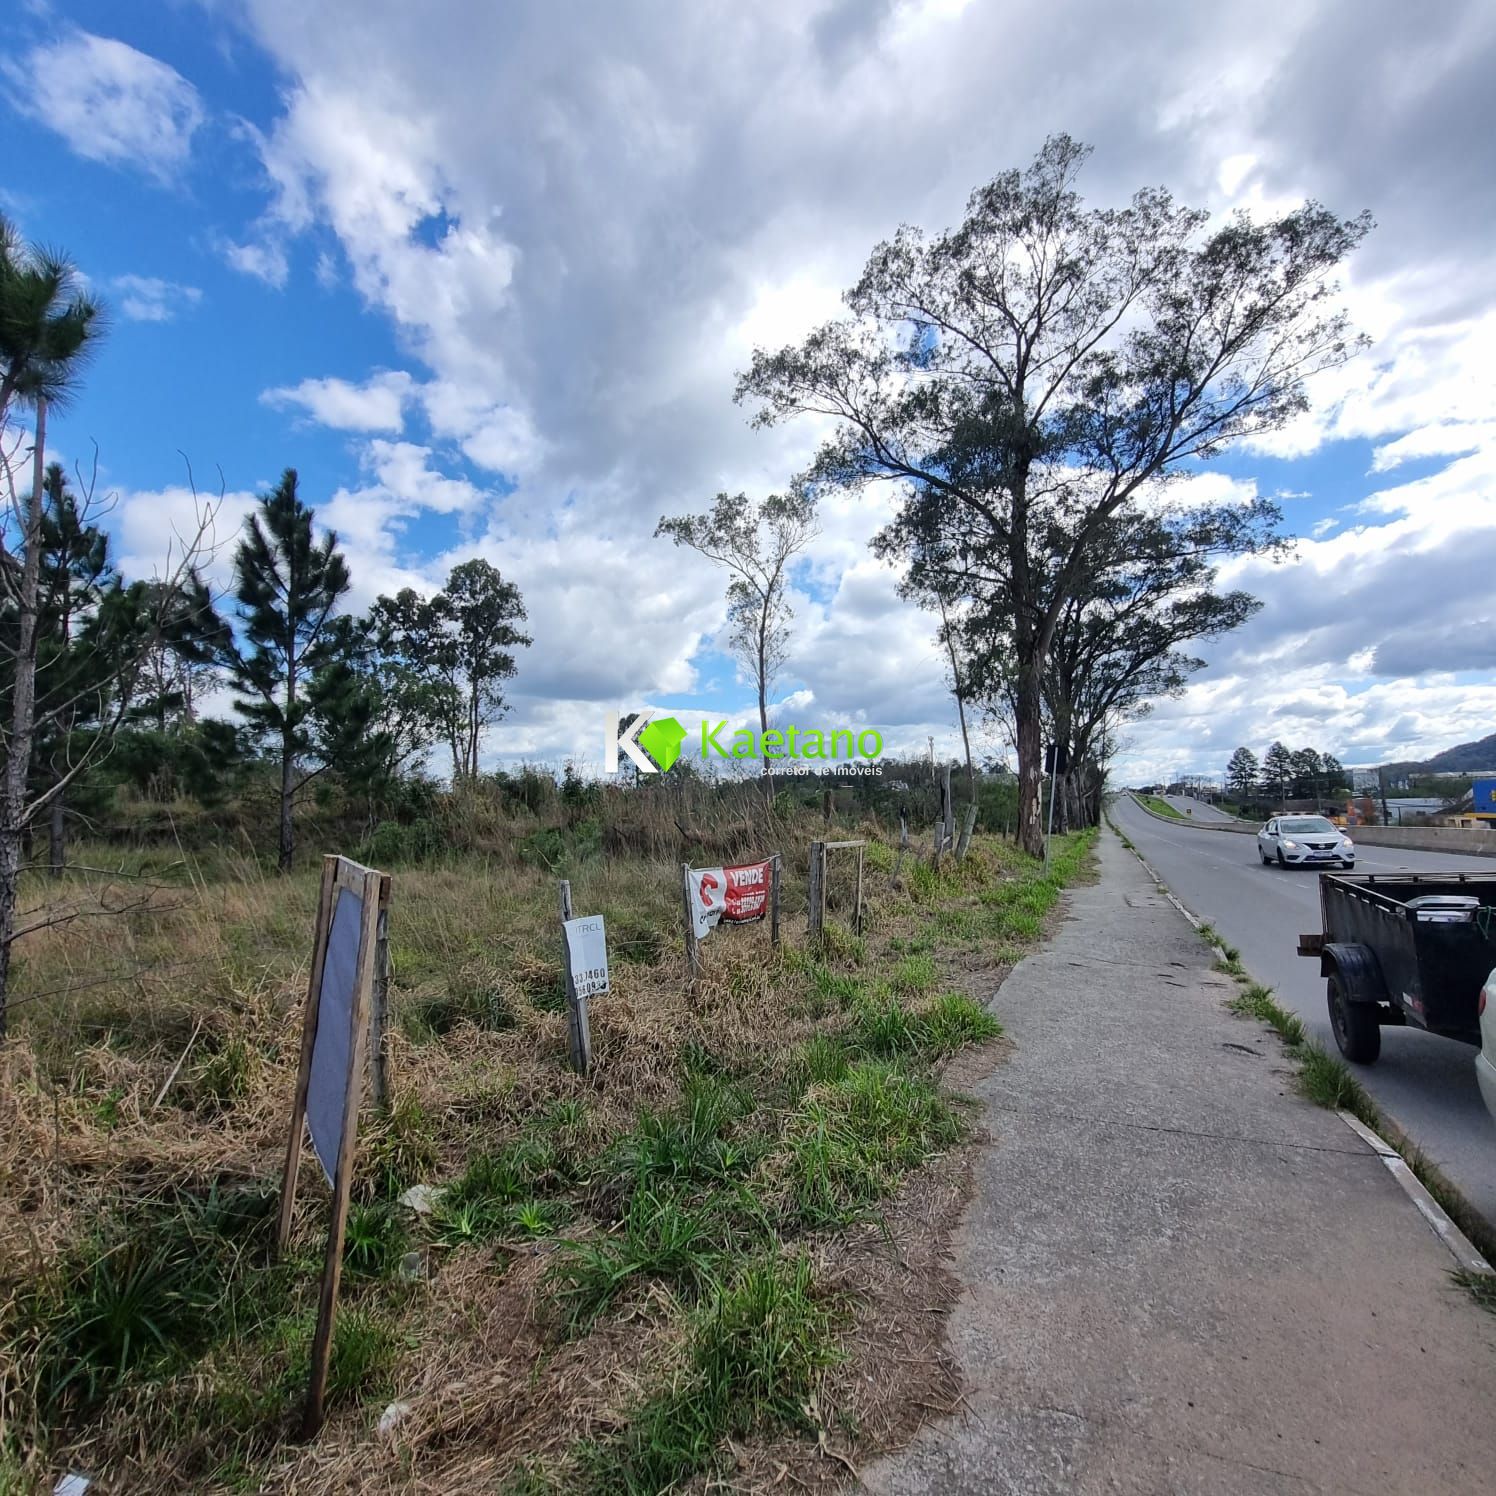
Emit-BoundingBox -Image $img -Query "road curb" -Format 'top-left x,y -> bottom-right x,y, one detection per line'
1105,815 -> 1496,1278
1337,1110 -> 1492,1274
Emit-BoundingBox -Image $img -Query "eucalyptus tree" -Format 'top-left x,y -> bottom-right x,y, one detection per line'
656,491 -> 817,795
737,135 -> 1369,854
0,216 -> 104,1037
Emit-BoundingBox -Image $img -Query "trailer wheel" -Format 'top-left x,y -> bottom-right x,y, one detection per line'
1327,972 -> 1381,1064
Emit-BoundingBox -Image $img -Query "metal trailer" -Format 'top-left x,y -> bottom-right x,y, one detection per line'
1297,871 -> 1496,1064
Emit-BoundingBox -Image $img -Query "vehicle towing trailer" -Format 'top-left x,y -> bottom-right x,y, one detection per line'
1297,871 -> 1496,1064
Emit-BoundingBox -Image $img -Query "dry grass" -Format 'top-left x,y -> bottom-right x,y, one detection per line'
0,810 -> 1095,1493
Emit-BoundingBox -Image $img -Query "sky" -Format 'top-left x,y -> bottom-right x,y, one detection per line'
2,0 -> 1494,785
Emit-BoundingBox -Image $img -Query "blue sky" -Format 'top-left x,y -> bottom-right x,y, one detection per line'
4,0 -> 1495,783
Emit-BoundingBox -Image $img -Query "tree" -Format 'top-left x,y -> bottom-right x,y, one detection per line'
0,215 -> 104,1038
1290,746 -> 1324,803
1260,741 -> 1294,805
1321,753 -> 1349,794
31,462 -> 115,875
737,135 -> 1369,854
368,561 -> 529,782
1225,746 -> 1259,800
226,470 -> 350,872
656,491 -> 817,796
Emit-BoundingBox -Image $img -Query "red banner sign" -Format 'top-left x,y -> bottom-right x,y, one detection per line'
688,858 -> 772,939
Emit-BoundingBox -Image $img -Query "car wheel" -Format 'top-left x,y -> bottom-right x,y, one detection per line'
1276,849 -> 1286,868
1260,847 -> 1271,864
1327,972 -> 1381,1064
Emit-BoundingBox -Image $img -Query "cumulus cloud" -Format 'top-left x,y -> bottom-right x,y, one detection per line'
111,274 -> 202,322
4,31 -> 203,182
262,371 -> 414,433
117,2 -> 1496,771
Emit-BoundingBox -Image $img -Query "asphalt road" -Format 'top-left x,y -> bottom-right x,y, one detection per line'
1111,792 -> 1496,1228
1158,793 -> 1242,824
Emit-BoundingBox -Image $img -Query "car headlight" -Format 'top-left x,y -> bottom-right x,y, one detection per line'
1282,839 -> 1300,850
1341,839 -> 1354,851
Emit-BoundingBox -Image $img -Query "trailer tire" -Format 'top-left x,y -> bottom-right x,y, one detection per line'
1327,972 -> 1381,1064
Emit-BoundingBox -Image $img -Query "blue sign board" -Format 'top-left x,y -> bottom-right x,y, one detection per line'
307,883 -> 365,1184
1474,778 -> 1496,816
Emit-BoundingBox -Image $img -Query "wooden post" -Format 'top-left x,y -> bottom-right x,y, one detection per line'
277,855 -> 337,1254
369,876 -> 392,1110
681,862 -> 701,993
807,841 -> 824,938
892,816 -> 909,888
956,803 -> 979,862
769,852 -> 781,948
560,880 -> 591,1075
942,762 -> 955,852
303,862 -> 381,1439
854,844 -> 865,936
822,788 -> 833,825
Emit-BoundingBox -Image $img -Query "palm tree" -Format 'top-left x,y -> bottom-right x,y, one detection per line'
0,214 -> 105,1040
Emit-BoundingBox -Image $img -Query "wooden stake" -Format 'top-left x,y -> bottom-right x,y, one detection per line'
769,852 -> 781,948
277,855 -> 337,1254
369,875 -> 392,1110
807,841 -> 824,938
854,844 -> 865,936
303,862 -> 381,1439
681,862 -> 701,993
560,879 -> 592,1074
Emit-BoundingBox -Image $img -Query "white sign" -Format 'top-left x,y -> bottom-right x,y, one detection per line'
563,915 -> 610,998
1351,768 -> 1380,794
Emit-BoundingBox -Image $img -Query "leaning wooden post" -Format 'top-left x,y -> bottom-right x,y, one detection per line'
769,852 -> 782,948
277,855 -> 337,1254
369,876 -> 393,1110
807,841 -> 824,938
680,862 -> 701,993
303,862 -> 381,1439
854,844 -> 865,936
956,803 -> 979,862
559,879 -> 591,1075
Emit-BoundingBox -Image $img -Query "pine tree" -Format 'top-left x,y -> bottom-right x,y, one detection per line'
1260,741 -> 1294,805
1225,746 -> 1258,801
227,470 -> 350,871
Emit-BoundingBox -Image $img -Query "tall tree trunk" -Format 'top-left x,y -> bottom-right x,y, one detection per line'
757,610 -> 773,803
937,594 -> 977,804
0,399 -> 49,1039
1015,649 -> 1045,858
279,734 -> 296,873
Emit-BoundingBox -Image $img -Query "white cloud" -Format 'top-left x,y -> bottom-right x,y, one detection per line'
83,1 -> 1496,773
262,371 -> 414,433
111,274 -> 202,322
4,31 -> 203,182
220,236 -> 290,288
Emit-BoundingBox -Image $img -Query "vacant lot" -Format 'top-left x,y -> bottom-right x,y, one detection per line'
1,802 -> 1092,1493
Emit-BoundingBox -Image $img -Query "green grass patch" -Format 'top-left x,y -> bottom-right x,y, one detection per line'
1138,795 -> 1183,819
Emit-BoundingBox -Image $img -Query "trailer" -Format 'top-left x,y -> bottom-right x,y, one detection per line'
1297,871 -> 1496,1064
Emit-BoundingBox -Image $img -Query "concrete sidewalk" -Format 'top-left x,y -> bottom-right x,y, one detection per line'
865,828 -> 1496,1496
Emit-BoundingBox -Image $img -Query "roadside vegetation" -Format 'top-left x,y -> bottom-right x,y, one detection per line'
0,777 -> 1093,1491
1192,923 -> 1496,1273
1136,795 -> 1183,819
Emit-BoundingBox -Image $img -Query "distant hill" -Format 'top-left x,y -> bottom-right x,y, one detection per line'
1383,731 -> 1496,776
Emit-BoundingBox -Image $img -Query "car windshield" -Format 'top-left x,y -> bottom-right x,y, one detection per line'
1280,817 -> 1338,835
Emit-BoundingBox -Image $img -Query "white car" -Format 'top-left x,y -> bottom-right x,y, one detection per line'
1257,814 -> 1356,869
1477,970 -> 1496,1125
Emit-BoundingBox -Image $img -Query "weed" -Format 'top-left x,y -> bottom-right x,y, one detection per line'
782,1060 -> 963,1226
1295,1043 -> 1374,1113
1450,1269 -> 1496,1313
361,1092 -> 441,1200
343,1203 -> 410,1280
